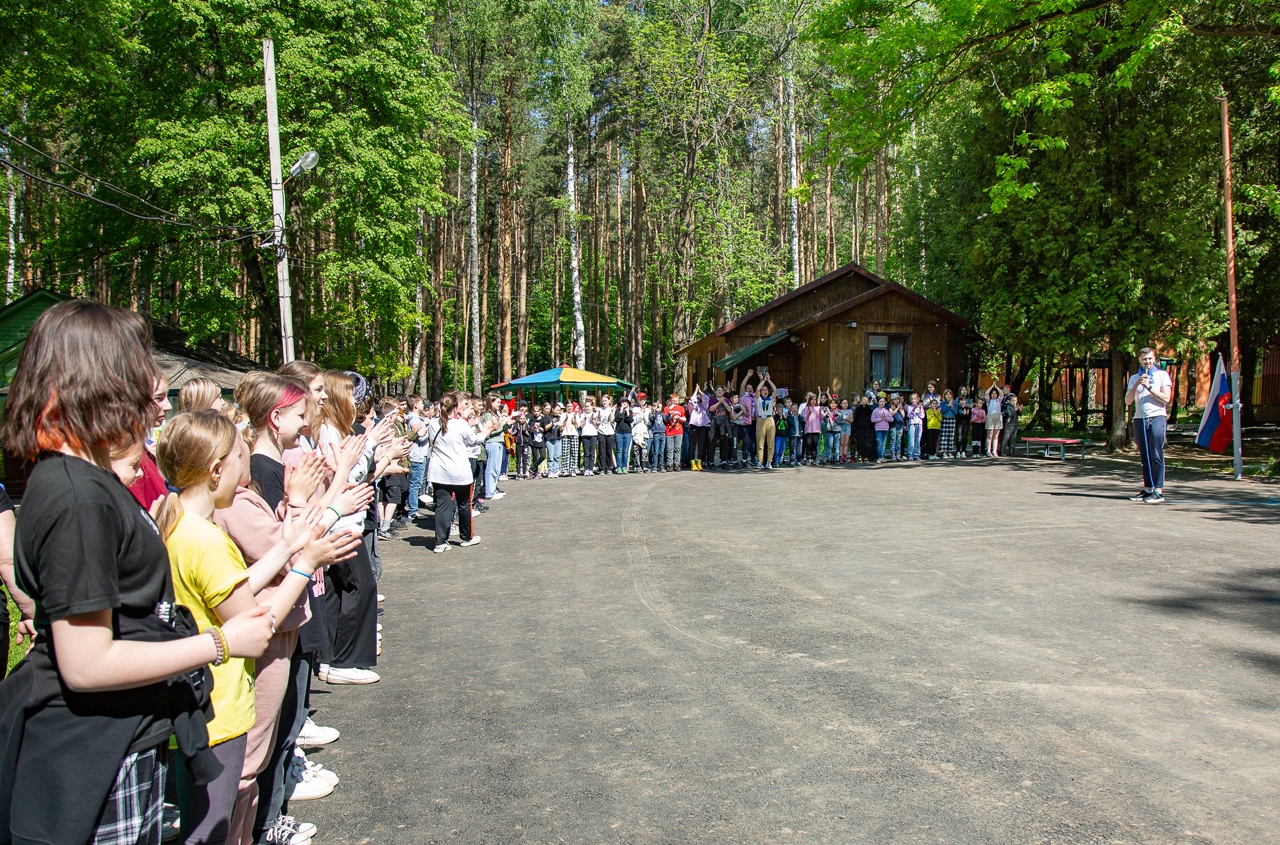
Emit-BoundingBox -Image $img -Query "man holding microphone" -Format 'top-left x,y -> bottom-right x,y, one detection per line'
1125,346 -> 1173,503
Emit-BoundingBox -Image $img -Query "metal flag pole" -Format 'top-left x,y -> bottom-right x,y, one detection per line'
1218,95 -> 1242,480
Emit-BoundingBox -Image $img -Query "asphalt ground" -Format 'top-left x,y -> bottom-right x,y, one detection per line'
297,456 -> 1280,844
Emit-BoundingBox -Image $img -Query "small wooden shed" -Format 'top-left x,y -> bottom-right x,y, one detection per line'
678,262 -> 974,397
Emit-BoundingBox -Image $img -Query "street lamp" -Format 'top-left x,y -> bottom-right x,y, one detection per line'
288,150 -> 319,181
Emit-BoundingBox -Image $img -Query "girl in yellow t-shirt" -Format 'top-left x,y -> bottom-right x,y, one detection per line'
156,410 -> 360,845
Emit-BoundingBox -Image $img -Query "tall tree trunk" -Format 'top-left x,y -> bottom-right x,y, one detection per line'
566,110 -> 586,369
630,161 -> 647,386
1108,343 -> 1130,450
875,147 -> 887,275
553,207 -> 562,362
432,214 -> 445,397
825,163 -> 835,274
516,194 -> 529,377
786,65 -> 800,290
498,80 -> 514,382
5,162 -> 15,302
469,110 -> 482,393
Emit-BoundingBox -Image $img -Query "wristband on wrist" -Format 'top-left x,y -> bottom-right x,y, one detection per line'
206,627 -> 226,666
326,505 -> 342,521
290,567 -> 314,580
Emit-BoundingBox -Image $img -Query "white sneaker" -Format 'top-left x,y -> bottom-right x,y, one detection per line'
288,770 -> 334,801
498,474 -> 509,481
459,536 -> 481,547
296,718 -> 340,749
304,758 -> 340,787
376,593 -> 385,603
376,623 -> 383,632
488,491 -> 506,500
433,543 -> 450,553
324,667 -> 380,685
317,663 -> 330,682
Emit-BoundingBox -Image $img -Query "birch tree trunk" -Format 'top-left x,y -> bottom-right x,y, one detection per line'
566,109 -> 586,369
6,163 -> 15,302
469,107 -> 482,393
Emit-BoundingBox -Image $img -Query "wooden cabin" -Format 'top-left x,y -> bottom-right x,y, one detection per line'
678,262 -> 974,398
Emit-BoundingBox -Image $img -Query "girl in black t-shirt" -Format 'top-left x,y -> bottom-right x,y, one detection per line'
0,301 -> 274,845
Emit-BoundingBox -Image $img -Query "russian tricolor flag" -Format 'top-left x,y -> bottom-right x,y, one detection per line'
1195,355 -> 1233,453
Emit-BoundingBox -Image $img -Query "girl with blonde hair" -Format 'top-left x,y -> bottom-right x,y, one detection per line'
178,377 -> 228,414
157,410 -> 359,845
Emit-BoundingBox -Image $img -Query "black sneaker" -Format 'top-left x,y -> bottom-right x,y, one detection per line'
1144,492 -> 1166,504
376,529 -> 393,541
1128,490 -> 1151,502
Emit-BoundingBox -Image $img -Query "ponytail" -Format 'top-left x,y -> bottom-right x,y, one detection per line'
152,492 -> 184,541
439,393 -> 457,436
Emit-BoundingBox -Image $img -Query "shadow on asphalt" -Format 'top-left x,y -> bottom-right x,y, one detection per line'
1126,565 -> 1280,671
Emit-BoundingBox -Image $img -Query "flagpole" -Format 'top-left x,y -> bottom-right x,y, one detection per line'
1219,95 -> 1243,481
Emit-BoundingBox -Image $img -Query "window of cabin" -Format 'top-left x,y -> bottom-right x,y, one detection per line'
868,334 -> 909,389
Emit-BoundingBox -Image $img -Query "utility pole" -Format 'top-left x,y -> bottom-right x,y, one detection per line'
1219,95 -> 1242,480
264,38 -> 295,363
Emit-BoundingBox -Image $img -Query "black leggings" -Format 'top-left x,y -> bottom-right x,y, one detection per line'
803,432 -> 820,461
433,481 -> 473,545
530,444 -> 547,474
324,539 -> 378,669
688,425 -> 710,462
599,435 -> 616,472
581,435 -> 598,472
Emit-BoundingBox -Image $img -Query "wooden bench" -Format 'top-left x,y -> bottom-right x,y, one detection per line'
1021,437 -> 1087,460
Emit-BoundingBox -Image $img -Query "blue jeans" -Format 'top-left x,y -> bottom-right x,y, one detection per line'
648,433 -> 665,469
824,432 -> 839,460
1133,415 -> 1167,490
615,433 -> 633,470
907,424 -> 922,459
889,428 -> 903,458
407,460 -> 426,514
790,436 -> 803,463
547,439 -> 562,476
774,434 -> 787,464
484,441 -> 505,497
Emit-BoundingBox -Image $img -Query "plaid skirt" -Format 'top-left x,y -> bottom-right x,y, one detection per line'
940,418 -> 957,454
93,745 -> 168,845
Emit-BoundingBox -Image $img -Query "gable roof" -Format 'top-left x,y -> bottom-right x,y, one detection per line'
791,277 -> 970,332
680,263 -> 969,355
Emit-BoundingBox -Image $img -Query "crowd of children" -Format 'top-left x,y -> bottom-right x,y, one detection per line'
411,372 -> 1024,487
0,305 -> 1026,845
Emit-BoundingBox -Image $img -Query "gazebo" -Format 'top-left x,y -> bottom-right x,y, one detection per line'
492,366 -> 635,402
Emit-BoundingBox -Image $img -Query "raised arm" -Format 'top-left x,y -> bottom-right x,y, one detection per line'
739,368 -> 755,397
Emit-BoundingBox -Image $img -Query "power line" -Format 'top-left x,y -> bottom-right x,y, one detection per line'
1,128 -> 267,234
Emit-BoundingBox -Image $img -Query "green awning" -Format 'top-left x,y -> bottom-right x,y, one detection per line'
713,331 -> 790,372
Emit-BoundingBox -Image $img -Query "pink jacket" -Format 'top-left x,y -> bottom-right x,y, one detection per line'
212,486 -> 314,631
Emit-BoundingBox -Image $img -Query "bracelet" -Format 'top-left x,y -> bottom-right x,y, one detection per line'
290,567 -> 314,579
326,506 -> 342,521
206,627 -> 226,666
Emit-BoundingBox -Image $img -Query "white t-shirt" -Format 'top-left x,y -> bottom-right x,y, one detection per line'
597,406 -> 615,436
428,419 -> 484,486
1128,368 -> 1172,419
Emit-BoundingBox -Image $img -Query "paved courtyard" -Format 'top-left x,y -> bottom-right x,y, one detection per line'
300,458 -> 1280,844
